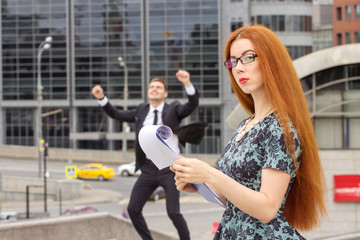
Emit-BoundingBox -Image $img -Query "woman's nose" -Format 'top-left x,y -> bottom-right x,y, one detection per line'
234,60 -> 245,72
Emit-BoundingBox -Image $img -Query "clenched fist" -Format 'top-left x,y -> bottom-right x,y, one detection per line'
176,69 -> 191,87
92,85 -> 104,100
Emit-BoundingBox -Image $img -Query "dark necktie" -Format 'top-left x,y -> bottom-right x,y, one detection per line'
153,109 -> 158,125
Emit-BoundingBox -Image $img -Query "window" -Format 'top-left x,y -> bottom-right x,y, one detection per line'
189,107 -> 221,154
355,5 -> 360,20
346,32 -> 351,43
42,107 -> 70,148
263,15 -> 270,28
345,6 -> 351,21
279,15 -> 285,31
286,45 -> 312,60
336,7 -> 342,21
78,107 -> 107,132
305,16 -> 312,32
148,0 -> 220,99
308,64 -> 360,149
231,20 -> 243,31
254,15 -> 287,32
73,1 -> 143,100
2,1 -> 68,101
336,33 -> 342,45
5,108 -> 34,146
355,32 -> 360,43
271,16 -> 278,30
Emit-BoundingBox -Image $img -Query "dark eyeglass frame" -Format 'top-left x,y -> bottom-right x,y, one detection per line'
223,53 -> 258,69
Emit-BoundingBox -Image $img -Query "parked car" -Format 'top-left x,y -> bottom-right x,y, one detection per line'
77,163 -> 115,181
117,161 -> 141,176
0,211 -> 18,222
149,187 -> 166,201
61,206 -> 98,216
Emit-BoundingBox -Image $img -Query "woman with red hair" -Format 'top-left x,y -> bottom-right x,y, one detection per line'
171,25 -> 326,239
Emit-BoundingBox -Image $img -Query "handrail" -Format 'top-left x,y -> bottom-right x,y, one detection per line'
26,185 -> 43,219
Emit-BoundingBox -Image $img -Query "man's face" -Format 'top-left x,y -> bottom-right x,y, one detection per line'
148,81 -> 168,102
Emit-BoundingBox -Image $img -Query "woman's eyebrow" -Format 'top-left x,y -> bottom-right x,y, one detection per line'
230,49 -> 256,58
242,49 -> 256,55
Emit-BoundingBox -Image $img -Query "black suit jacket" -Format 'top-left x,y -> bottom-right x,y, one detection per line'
102,91 -> 199,171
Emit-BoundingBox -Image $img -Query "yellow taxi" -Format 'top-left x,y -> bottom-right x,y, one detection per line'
77,163 -> 115,181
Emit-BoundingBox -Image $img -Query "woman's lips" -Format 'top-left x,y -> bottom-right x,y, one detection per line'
239,78 -> 249,84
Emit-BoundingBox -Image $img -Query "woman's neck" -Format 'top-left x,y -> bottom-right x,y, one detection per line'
252,94 -> 272,122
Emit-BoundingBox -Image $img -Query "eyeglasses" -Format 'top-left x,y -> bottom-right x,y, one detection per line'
224,53 -> 258,69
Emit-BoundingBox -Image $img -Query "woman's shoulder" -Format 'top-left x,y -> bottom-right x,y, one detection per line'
263,112 -> 302,159
264,113 -> 298,135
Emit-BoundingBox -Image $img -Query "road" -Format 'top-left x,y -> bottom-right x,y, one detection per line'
0,158 -> 224,239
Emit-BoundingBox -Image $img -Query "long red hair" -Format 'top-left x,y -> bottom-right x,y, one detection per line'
225,25 -> 327,230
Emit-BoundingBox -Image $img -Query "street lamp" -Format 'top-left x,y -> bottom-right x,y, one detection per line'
118,56 -> 128,161
37,36 -> 52,214
36,36 -> 52,179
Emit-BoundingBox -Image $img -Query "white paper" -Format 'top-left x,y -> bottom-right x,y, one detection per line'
139,125 -> 178,170
139,125 -> 226,207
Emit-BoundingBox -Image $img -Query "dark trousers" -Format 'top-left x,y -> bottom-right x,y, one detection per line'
127,160 -> 190,240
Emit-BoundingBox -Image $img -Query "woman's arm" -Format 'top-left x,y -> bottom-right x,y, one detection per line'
172,158 -> 290,223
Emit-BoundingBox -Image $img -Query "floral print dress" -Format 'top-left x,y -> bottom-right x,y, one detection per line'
214,113 -> 306,240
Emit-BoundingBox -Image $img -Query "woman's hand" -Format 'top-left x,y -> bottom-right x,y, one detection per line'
174,181 -> 198,193
170,158 -> 199,193
170,156 -> 226,204
170,156 -> 212,185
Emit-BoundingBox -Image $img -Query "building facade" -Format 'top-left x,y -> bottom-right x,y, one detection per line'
0,0 -> 222,154
312,2 -> 333,52
333,0 -> 360,45
2,0 -> 358,154
295,44 -> 360,149
220,0 -> 314,143
249,0 -> 313,59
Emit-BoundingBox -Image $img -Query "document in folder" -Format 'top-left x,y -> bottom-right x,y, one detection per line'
139,125 -> 225,207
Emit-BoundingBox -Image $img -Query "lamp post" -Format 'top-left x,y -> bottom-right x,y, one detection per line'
36,36 -> 52,180
118,57 -> 128,161
43,108 -> 62,214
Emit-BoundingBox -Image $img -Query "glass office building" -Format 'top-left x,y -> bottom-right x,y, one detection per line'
0,0 -> 221,153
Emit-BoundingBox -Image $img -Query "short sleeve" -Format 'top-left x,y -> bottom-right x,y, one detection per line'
262,121 -> 300,177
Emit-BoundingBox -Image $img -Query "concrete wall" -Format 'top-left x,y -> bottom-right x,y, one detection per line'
0,212 -> 178,240
1,212 -> 360,240
1,175 -> 83,202
302,150 -> 360,239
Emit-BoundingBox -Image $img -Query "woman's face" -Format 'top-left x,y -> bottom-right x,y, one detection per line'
230,38 -> 265,96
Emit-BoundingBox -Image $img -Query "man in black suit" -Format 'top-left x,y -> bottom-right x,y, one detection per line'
92,69 -> 198,240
